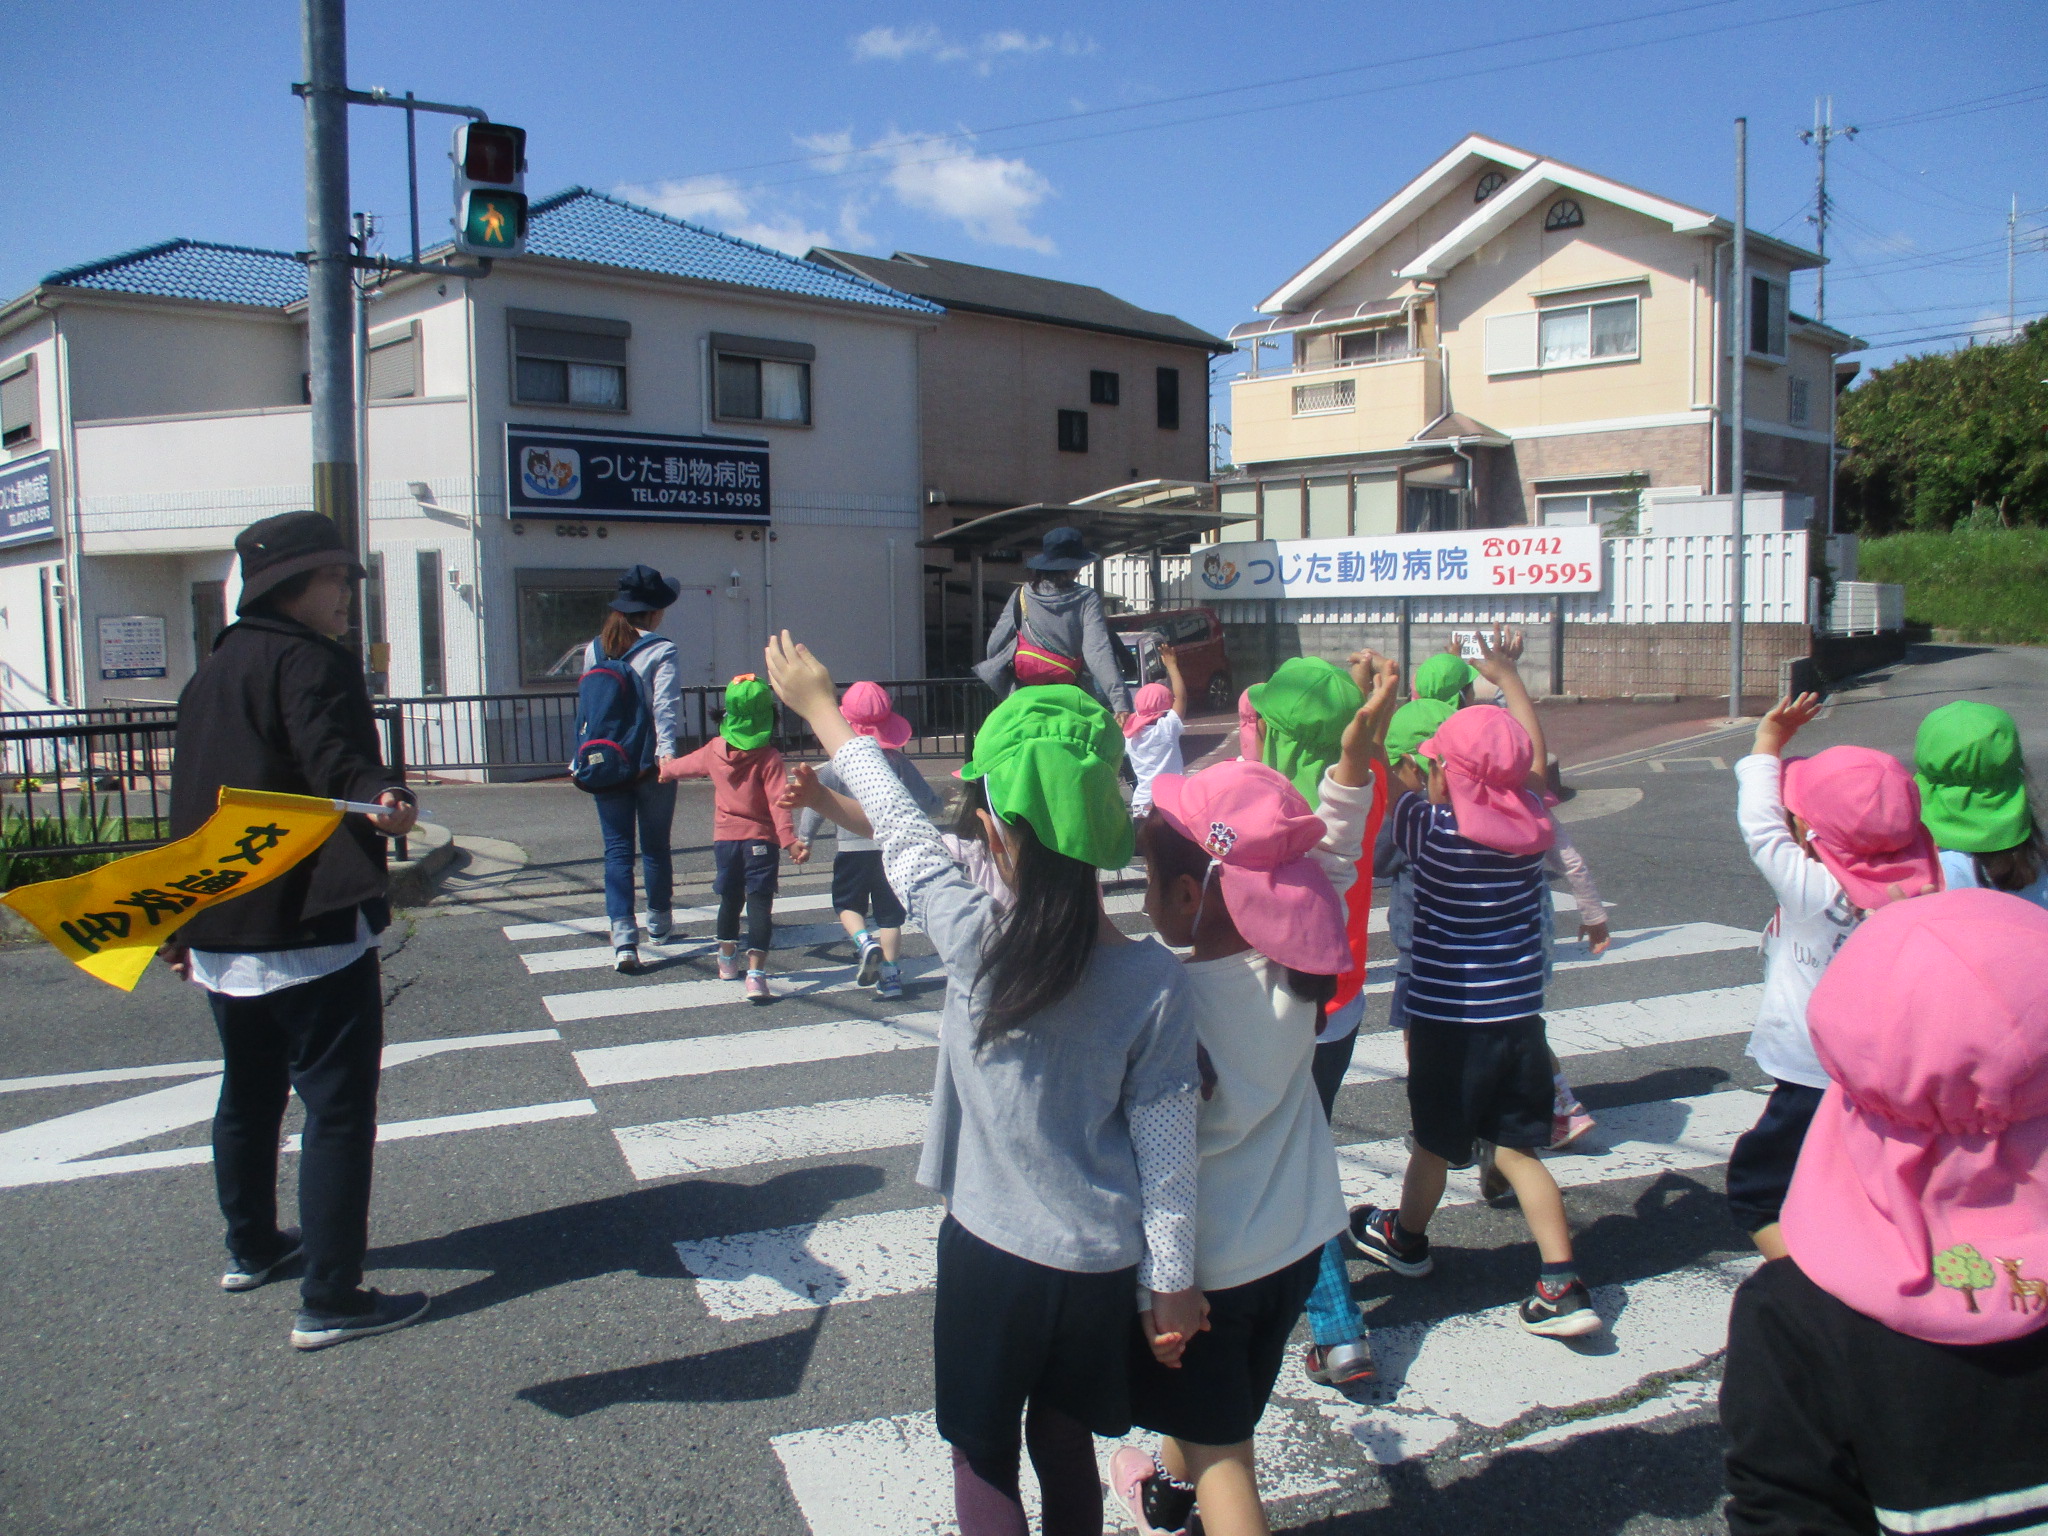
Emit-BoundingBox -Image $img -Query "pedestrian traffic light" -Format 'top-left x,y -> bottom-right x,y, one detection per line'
451,121 -> 527,256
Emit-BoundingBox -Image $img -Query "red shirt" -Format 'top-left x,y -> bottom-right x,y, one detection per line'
661,739 -> 797,846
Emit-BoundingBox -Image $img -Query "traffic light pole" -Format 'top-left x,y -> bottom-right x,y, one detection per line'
302,0 -> 359,655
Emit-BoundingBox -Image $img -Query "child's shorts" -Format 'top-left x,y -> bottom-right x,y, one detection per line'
1407,1016 -> 1554,1164
1725,1079 -> 1826,1233
1127,1247 -> 1321,1447
933,1216 -> 1136,1460
830,849 -> 906,928
713,839 -> 779,897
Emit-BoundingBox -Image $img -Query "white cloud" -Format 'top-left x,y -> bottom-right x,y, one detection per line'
874,132 -> 1055,251
731,214 -> 835,256
615,174 -> 749,224
849,24 -> 1094,73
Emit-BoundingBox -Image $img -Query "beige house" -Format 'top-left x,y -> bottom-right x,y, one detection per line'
1223,135 -> 1862,538
805,248 -> 1227,664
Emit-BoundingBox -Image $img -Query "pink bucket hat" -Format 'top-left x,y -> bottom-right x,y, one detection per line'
1124,682 -> 1174,740
1782,746 -> 1943,910
1783,888 -> 2048,1345
841,681 -> 912,750
1415,707 -> 1555,857
1148,759 -> 1351,975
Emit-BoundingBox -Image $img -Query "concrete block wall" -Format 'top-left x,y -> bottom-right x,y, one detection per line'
1223,618 -> 1810,700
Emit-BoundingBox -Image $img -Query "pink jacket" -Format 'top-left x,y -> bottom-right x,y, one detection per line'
661,739 -> 797,846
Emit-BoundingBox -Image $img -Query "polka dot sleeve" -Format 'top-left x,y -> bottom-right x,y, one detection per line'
1130,1090 -> 1199,1295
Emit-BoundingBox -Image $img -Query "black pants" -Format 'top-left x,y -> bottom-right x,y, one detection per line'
1312,1024 -> 1359,1122
208,951 -> 383,1311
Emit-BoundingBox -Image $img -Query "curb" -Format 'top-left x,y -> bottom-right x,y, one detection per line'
388,823 -> 458,908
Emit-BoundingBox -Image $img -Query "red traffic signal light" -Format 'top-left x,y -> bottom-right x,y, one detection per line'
461,123 -> 525,185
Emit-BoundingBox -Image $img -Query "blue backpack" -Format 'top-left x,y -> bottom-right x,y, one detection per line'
570,638 -> 657,793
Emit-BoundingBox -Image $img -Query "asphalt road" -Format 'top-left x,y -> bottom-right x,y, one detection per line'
1,642 -> 2039,1536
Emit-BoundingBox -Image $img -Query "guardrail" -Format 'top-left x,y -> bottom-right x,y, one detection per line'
1,714 -> 180,869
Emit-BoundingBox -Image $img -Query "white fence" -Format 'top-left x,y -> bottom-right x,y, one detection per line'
1825,581 -> 1906,635
1099,531 -> 1815,627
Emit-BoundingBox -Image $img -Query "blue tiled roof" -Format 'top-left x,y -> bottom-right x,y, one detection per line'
524,189 -> 943,315
38,192 -> 942,318
45,239 -> 309,308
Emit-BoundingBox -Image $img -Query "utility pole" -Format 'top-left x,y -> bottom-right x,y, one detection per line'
1798,96 -> 1856,322
1729,116 -> 1748,722
2012,195 -> 2021,340
302,0 -> 361,656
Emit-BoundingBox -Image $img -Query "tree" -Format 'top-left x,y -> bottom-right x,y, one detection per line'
1932,1242 -> 1995,1313
1837,319 -> 2048,534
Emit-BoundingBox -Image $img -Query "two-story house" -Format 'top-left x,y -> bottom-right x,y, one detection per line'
0,191 -> 942,710
1223,135 -> 1860,540
804,247 -> 1228,666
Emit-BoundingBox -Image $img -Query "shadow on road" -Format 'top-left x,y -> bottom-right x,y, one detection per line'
366,1162 -> 888,1324
517,1308 -> 828,1417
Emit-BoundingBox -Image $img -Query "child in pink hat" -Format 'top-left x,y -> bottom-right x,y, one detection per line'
1109,655 -> 1396,1536
1722,888 -> 2048,1532
1346,632 -> 1602,1340
1729,693 -> 1943,1262
791,681 -> 940,999
1125,645 -> 1191,818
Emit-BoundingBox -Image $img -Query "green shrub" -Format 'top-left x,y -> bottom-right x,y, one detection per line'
0,803 -> 169,889
1858,528 -> 2048,645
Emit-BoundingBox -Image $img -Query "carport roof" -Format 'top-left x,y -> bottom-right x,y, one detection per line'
922,492 -> 1251,561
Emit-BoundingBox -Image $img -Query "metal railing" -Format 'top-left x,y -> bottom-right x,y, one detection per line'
1,714 -> 180,870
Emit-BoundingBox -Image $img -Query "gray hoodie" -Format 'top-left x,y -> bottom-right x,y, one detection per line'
976,580 -> 1132,713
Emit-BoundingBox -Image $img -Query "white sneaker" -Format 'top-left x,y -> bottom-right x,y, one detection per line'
614,946 -> 642,974
644,912 -> 673,942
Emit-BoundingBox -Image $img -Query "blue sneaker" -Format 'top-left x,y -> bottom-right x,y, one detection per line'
874,961 -> 904,999
291,1289 -> 430,1351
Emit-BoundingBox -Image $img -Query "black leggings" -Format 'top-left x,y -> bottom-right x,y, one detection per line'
716,885 -> 772,953
953,1403 -> 1101,1536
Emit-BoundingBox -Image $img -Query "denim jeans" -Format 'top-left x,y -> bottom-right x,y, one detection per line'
594,774 -> 677,947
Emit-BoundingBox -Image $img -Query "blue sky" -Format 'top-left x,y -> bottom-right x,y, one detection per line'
5,0 -> 2042,420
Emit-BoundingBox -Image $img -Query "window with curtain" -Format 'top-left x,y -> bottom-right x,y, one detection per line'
1057,409 -> 1089,452
1749,275 -> 1788,358
1537,298 -> 1639,367
1089,370 -> 1120,405
1,356 -> 36,447
509,309 -> 630,410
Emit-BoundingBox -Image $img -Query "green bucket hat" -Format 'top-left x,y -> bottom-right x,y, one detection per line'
961,684 -> 1133,870
1914,700 -> 2033,854
1247,657 -> 1364,801
719,675 -> 775,751
1386,698 -> 1457,767
1412,651 -> 1475,704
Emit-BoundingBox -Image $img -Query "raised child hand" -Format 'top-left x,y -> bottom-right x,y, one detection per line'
1471,626 -> 1524,685
1754,692 -> 1822,758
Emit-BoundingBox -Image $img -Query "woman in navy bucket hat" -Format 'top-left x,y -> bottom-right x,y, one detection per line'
975,526 -> 1134,718
582,564 -> 687,971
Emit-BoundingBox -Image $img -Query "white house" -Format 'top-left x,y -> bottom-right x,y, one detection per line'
0,188 -> 942,711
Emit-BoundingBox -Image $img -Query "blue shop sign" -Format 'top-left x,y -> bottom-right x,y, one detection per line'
0,452 -> 56,549
505,424 -> 769,525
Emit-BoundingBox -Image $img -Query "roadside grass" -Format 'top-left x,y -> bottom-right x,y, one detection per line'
1856,528 -> 2048,645
1,803 -> 168,889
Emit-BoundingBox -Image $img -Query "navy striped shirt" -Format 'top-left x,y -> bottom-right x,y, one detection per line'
1392,792 -> 1546,1025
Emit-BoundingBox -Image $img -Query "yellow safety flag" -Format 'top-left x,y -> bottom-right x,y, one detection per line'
1,787 -> 350,992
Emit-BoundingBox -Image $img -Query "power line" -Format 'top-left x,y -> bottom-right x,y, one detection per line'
638,0 -> 1896,203
1857,316 -> 2045,350
1859,81 -> 2048,132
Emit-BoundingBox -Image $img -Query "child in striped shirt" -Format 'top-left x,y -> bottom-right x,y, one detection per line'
1347,629 -> 1603,1339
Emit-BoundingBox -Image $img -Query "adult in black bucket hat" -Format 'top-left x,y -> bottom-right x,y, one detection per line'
164,510 -> 429,1351
975,525 -> 1132,715
611,562 -> 683,615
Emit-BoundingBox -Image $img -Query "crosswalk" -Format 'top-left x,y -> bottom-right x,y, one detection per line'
2,844 -> 1774,1531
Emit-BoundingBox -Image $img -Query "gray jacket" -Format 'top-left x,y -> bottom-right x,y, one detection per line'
976,580 -> 1133,713
795,749 -> 939,851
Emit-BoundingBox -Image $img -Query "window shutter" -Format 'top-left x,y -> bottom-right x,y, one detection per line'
1484,311 -> 1539,374
367,336 -> 418,399
1,359 -> 35,445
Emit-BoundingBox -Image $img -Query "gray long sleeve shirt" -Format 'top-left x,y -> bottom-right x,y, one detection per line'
981,581 -> 1133,713
794,749 -> 939,851
828,734 -> 1199,1288
584,633 -> 683,758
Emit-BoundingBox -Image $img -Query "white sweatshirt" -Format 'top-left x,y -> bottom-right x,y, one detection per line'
1734,754 -> 1860,1090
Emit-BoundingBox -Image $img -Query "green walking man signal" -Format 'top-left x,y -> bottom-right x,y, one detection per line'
452,121 -> 528,256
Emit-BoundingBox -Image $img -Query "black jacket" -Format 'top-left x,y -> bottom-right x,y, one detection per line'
1722,1257 -> 2048,1535
170,613 -> 407,951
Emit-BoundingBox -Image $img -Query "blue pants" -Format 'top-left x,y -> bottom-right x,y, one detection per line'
1305,1024 -> 1364,1347
594,775 -> 676,947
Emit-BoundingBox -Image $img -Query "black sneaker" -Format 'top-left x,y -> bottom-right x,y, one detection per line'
290,1289 -> 430,1351
221,1229 -> 304,1291
1347,1204 -> 1434,1277
1518,1278 -> 1604,1338
855,940 -> 884,988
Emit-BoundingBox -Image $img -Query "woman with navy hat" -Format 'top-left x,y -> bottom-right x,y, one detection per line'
587,563 -> 686,971
975,526 -> 1134,718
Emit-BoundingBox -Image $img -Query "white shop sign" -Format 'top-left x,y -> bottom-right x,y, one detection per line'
98,614 -> 168,680
1193,527 -> 1602,600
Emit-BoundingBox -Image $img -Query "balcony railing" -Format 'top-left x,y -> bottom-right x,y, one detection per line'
1292,378 -> 1357,416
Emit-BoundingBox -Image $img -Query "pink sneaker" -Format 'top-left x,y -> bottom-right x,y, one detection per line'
716,948 -> 741,982
1550,1110 -> 1597,1150
1108,1447 -> 1192,1536
744,969 -> 772,1005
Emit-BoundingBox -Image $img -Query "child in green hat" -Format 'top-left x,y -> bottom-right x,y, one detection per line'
765,633 -> 1202,1536
661,674 -> 805,1000
1916,700 -> 2047,909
